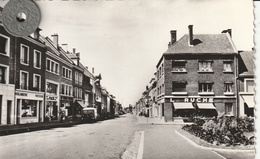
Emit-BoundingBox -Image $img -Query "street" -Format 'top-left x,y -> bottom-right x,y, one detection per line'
0,114 -> 254,159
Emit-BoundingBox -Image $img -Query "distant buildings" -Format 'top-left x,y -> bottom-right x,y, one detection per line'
0,8 -> 120,125
136,25 -> 254,122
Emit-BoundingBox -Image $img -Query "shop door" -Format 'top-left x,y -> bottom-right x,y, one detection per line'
7,100 -> 12,124
38,101 -> 42,122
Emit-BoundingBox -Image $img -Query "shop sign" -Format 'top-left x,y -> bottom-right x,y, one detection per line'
171,98 -> 213,103
15,92 -> 27,96
16,92 -> 44,99
46,96 -> 58,101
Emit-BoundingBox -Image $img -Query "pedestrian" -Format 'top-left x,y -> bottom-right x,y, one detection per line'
59,108 -> 64,123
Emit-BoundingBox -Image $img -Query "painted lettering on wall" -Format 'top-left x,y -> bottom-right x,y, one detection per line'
184,98 -> 213,103
46,96 -> 57,101
15,92 -> 27,96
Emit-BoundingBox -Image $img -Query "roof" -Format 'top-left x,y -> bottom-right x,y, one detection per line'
164,33 -> 237,54
239,51 -> 254,77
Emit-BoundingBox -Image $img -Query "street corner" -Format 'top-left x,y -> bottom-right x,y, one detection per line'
120,131 -> 144,159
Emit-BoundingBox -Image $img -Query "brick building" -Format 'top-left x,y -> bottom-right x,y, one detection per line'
156,25 -> 237,121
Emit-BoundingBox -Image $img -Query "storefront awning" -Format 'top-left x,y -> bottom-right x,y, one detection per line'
173,103 -> 194,109
196,103 -> 216,109
77,101 -> 85,108
242,96 -> 255,108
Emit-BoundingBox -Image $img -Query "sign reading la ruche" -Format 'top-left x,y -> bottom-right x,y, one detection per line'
171,98 -> 213,103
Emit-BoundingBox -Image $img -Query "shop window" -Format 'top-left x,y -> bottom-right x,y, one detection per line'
223,61 -> 232,72
225,103 -> 233,115
224,82 -> 233,92
20,71 -> 28,90
0,66 -> 6,84
199,83 -> 213,92
21,100 -> 37,117
198,61 -> 212,72
172,82 -> 187,92
172,61 -> 186,72
34,50 -> 41,68
46,82 -> 58,95
21,45 -> 29,65
245,79 -> 254,92
33,74 -> 41,91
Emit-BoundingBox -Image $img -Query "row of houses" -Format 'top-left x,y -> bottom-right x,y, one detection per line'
0,8 -> 121,125
135,25 -> 254,122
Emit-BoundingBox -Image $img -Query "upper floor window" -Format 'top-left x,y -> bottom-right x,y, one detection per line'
224,82 -> 233,93
33,74 -> 41,91
0,66 -> 6,84
245,79 -> 254,92
79,73 -> 83,85
162,64 -> 164,74
61,84 -> 73,96
46,58 -> 59,74
198,61 -> 212,72
172,82 -> 187,92
62,67 -> 72,79
21,45 -> 29,65
20,71 -> 29,90
172,61 -> 186,72
74,87 -> 78,98
223,61 -> 232,72
75,72 -> 79,84
79,88 -> 82,99
0,35 -> 10,56
225,103 -> 233,115
34,50 -> 41,68
199,83 -> 213,92
46,82 -> 58,95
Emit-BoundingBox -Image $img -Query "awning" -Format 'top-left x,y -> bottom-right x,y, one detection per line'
173,103 -> 194,109
242,96 -> 255,108
196,103 -> 216,109
77,101 -> 85,108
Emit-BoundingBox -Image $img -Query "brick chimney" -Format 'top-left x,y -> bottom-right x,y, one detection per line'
221,29 -> 232,37
34,28 -> 41,40
73,48 -> 76,54
188,25 -> 193,46
51,33 -> 59,48
170,30 -> 177,45
92,67 -> 95,74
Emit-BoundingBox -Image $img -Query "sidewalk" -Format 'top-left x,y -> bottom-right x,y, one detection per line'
0,120 -> 81,136
137,116 -> 191,125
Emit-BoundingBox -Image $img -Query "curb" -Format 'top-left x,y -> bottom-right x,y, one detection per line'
175,130 -> 255,152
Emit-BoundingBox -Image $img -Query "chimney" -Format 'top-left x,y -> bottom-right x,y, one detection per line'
76,52 -> 80,66
61,44 -> 68,52
168,42 -> 171,48
170,30 -> 177,45
221,29 -> 232,37
34,28 -> 41,40
188,25 -> 193,46
92,67 -> 95,74
73,48 -> 76,54
51,34 -> 59,48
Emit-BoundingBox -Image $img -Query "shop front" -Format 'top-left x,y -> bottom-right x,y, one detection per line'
239,93 -> 254,117
60,96 -> 73,117
15,91 -> 44,124
45,95 -> 59,121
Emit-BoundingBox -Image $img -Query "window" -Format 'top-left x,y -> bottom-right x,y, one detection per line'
61,84 -> 73,96
245,79 -> 254,92
75,72 -> 79,84
79,73 -> 82,85
62,66 -> 72,79
21,45 -> 29,65
225,103 -> 233,115
199,83 -> 213,92
33,74 -> 41,91
46,82 -> 58,95
20,71 -> 28,90
0,35 -> 9,55
162,64 -> 164,74
34,50 -> 41,68
172,61 -> 186,72
223,61 -> 232,72
21,100 -> 37,117
224,82 -> 233,92
46,58 -> 59,74
0,66 -> 6,84
79,89 -> 82,99
198,61 -> 212,72
172,82 -> 186,92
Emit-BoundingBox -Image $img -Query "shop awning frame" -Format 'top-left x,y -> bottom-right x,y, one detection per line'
77,101 -> 85,108
196,103 -> 216,109
241,95 -> 255,108
173,103 -> 195,110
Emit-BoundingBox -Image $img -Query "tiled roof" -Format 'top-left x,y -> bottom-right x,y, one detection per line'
164,33 -> 237,54
239,51 -> 254,77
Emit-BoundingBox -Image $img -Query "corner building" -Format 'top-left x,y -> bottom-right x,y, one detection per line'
157,26 -> 238,122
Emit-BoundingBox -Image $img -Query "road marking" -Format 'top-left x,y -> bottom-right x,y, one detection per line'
212,151 -> 227,159
137,131 -> 144,159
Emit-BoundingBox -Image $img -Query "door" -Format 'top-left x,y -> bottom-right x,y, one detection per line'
7,100 -> 12,124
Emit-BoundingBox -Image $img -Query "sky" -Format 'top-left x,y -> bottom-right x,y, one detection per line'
0,0 -> 255,107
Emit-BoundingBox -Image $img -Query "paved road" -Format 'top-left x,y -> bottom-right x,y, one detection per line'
0,114 -> 138,159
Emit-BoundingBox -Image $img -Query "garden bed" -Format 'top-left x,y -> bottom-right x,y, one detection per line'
181,115 -> 254,150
